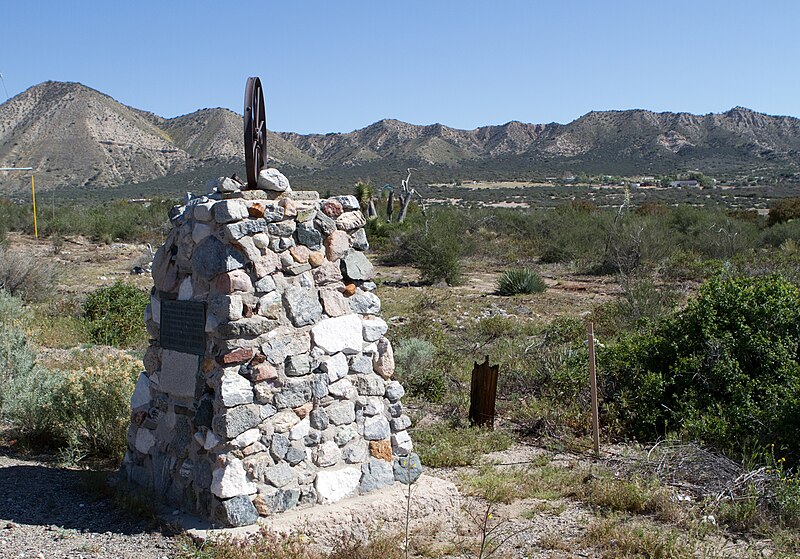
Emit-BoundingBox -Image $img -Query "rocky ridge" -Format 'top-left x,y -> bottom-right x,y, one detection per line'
2,81 -> 800,192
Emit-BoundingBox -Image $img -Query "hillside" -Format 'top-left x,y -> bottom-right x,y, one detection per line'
1,81 -> 800,194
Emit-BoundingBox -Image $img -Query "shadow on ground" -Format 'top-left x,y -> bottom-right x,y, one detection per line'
0,462 -> 152,535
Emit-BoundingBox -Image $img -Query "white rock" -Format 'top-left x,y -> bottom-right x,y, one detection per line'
315,467 -> 361,504
328,377 -> 355,398
272,410 -> 300,433
320,352 -> 348,382
253,232 -> 269,249
392,430 -> 413,455
311,314 -> 363,355
204,430 -> 221,450
177,277 -> 194,301
192,222 -> 212,244
257,168 -> 291,192
134,428 -> 155,454
232,428 -> 261,449
219,367 -> 254,407
289,417 -> 311,440
130,373 -> 151,411
210,457 -> 257,499
362,317 -> 388,342
314,441 -> 341,467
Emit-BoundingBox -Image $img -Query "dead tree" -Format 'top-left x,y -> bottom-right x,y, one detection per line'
397,168 -> 425,223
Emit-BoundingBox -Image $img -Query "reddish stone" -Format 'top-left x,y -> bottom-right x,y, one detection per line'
279,198 -> 297,218
242,303 -> 254,318
289,245 -> 310,264
308,251 -> 325,267
251,362 -> 278,382
369,439 -> 393,462
342,283 -> 357,296
214,269 -> 253,293
322,200 -> 344,219
293,402 -> 313,419
217,347 -> 255,365
248,202 -> 266,218
324,230 -> 350,261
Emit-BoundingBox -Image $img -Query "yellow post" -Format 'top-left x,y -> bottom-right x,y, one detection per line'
31,175 -> 38,240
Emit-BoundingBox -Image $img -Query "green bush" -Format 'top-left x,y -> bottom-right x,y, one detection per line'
83,282 -> 149,347
394,337 -> 445,401
55,350 -> 140,458
497,268 -> 546,295
385,207 -> 475,285
602,275 -> 800,465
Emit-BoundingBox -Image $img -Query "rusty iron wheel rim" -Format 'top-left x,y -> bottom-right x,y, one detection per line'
244,76 -> 267,189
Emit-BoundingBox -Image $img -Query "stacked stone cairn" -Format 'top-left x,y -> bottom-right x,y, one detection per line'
123,169 -> 420,527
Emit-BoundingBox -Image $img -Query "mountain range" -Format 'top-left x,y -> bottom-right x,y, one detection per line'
1,81 -> 799,195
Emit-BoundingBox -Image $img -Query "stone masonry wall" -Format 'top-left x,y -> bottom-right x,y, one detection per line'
123,170 -> 418,527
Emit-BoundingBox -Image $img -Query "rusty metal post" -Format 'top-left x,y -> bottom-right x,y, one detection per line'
469,355 -> 499,429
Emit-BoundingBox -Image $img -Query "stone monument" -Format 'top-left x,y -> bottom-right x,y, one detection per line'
122,167 -> 418,527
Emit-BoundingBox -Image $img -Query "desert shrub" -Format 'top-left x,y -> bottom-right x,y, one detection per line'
761,220 -> 800,247
83,281 -> 149,347
394,337 -> 445,401
496,268 -> 546,295
596,274 -> 678,335
768,197 -> 800,226
0,245 -> 58,302
0,291 -> 36,413
602,274 -> 800,465
54,350 -> 140,458
386,208 -> 474,285
2,360 -> 68,446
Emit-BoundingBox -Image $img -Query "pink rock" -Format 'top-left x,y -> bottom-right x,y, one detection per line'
322,200 -> 344,219
251,362 -> 278,382
215,269 -> 253,293
324,230 -> 350,261
218,347 -> 255,364
279,198 -> 298,218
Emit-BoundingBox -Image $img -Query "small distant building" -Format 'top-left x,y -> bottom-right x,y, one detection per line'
669,180 -> 700,187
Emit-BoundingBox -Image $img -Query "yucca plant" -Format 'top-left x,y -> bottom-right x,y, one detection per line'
497,268 -> 546,295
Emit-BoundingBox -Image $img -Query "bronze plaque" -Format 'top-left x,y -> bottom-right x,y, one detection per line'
160,300 -> 206,356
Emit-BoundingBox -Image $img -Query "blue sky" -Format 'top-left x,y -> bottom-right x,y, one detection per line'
1,1 -> 798,133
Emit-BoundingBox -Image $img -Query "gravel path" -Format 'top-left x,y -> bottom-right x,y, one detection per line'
0,455 -> 180,559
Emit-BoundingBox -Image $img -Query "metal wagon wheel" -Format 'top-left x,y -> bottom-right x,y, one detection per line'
244,76 -> 267,189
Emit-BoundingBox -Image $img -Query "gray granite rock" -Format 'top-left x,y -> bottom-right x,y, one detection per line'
270,433 -> 289,461
216,495 -> 258,527
341,251 -> 375,281
295,222 -> 323,250
283,286 -> 323,327
360,458 -> 395,493
263,462 -> 295,488
192,236 -> 247,279
213,200 -> 248,223
349,291 -> 381,315
268,220 -> 296,237
309,407 -> 329,430
272,379 -> 311,409
351,228 -> 369,251
363,416 -> 391,440
224,218 -> 267,240
314,211 -> 337,236
212,404 -> 261,439
393,452 -> 422,484
285,353 -> 311,377
326,400 -> 356,425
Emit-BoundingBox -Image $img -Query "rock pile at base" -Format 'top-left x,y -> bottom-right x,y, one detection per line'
123,170 -> 419,527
